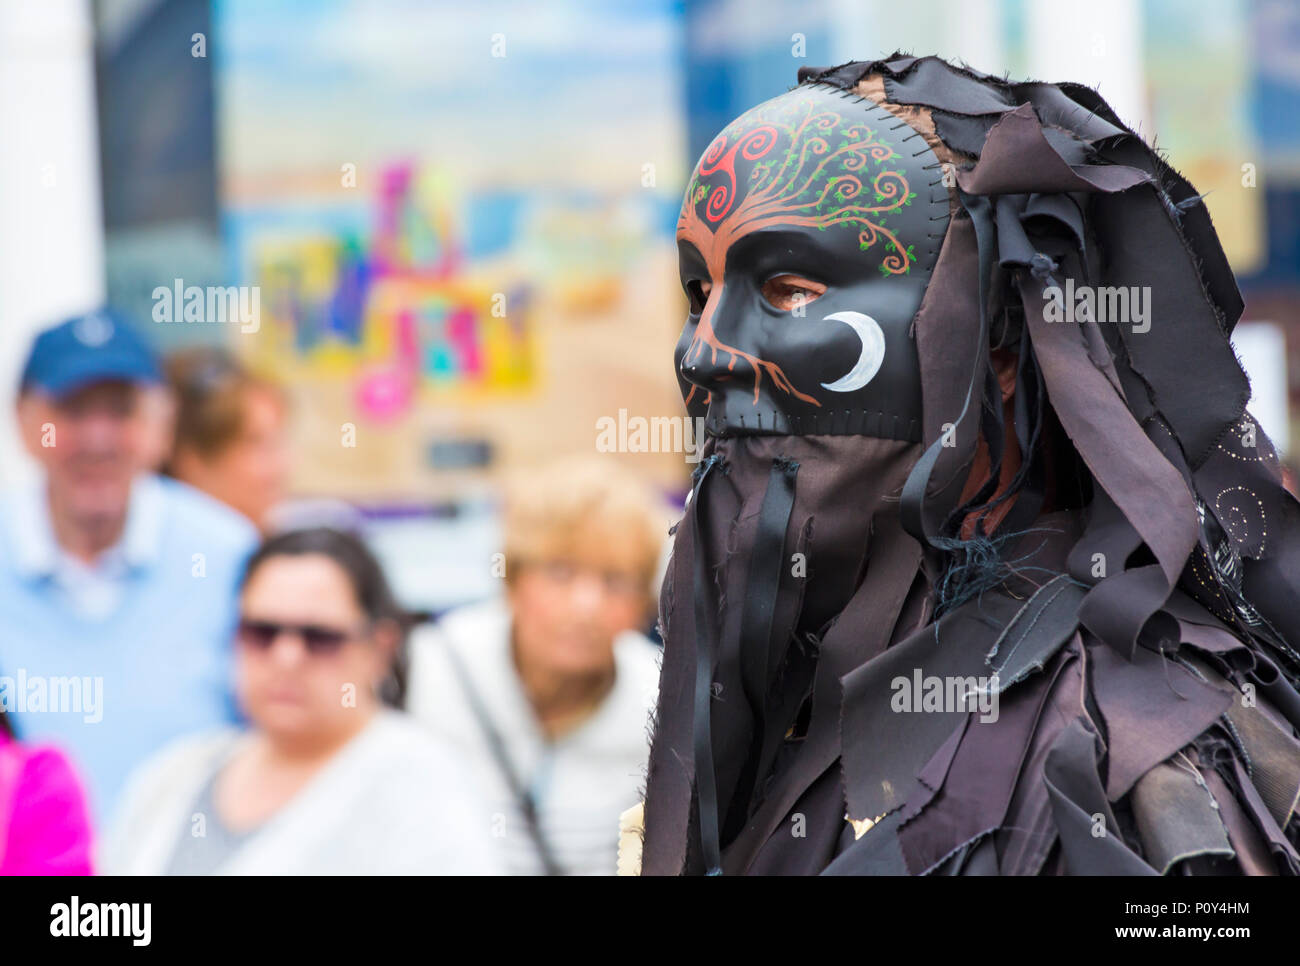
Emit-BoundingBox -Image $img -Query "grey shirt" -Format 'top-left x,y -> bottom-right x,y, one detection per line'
163,767 -> 259,876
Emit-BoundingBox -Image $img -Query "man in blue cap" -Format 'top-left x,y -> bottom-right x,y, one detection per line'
0,309 -> 258,829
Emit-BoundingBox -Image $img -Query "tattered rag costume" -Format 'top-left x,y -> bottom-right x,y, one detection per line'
641,54 -> 1300,876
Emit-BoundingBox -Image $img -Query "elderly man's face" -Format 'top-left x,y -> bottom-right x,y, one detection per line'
18,380 -> 157,519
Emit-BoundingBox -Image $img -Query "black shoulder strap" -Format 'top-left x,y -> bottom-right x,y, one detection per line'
437,629 -> 566,876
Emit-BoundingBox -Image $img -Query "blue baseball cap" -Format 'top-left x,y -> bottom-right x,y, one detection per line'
20,309 -> 162,399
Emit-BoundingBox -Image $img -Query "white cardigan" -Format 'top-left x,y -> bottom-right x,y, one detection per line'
101,710 -> 502,875
406,599 -> 662,875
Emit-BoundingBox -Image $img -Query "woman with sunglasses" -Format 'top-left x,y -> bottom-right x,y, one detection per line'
102,528 -> 499,874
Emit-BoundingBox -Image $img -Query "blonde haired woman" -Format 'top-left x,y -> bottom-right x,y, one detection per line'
407,457 -> 669,875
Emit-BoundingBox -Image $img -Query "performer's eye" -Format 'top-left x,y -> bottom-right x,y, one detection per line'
762,274 -> 826,312
685,278 -> 712,315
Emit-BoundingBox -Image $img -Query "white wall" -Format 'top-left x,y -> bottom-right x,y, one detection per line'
826,0 -> 1005,74
1233,322 -> 1291,458
0,0 -> 105,486
1025,0 -> 1148,134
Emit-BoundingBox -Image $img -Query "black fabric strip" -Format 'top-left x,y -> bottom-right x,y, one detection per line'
690,454 -> 725,875
1043,718 -> 1158,874
901,190 -> 997,547
945,359 -> 1006,537
739,457 -> 800,718
997,331 -> 1047,534
1252,654 -> 1300,733
984,574 -> 1086,690
820,809 -> 909,876
728,457 -> 801,839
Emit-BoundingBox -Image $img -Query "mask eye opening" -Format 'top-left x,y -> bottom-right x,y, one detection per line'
760,274 -> 827,312
685,278 -> 710,315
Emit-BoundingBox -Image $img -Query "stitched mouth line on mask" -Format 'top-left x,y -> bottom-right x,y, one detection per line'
704,409 -> 922,441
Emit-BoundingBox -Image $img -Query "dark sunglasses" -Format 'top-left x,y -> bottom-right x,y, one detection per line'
236,618 -> 362,655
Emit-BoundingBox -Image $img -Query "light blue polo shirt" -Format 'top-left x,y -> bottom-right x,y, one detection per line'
0,473 -> 258,826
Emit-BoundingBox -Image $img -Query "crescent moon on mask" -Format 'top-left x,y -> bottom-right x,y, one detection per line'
820,311 -> 886,392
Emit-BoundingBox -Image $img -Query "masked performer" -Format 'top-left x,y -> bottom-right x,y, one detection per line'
638,53 -> 1300,876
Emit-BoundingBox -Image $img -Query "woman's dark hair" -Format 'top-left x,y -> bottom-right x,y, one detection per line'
0,707 -> 12,740
240,527 -> 409,707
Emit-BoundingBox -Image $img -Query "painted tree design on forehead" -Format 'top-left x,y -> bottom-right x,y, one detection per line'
680,90 -> 919,276
677,89 -> 920,408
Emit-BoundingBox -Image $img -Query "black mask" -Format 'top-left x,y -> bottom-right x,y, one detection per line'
644,84 -> 953,875
674,83 -> 948,440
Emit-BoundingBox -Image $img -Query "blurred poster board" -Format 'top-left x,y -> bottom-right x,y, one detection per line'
1143,0 -> 1265,273
214,0 -> 691,501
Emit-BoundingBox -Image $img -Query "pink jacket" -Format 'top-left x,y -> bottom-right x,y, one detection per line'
0,734 -> 94,875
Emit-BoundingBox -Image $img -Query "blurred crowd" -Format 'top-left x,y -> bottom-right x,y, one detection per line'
0,308 -> 667,876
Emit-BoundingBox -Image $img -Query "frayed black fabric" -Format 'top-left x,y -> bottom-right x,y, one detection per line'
642,435 -> 923,875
